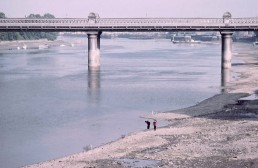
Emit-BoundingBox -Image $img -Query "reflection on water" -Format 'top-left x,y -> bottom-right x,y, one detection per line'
88,68 -> 101,89
221,68 -> 231,93
87,68 -> 101,104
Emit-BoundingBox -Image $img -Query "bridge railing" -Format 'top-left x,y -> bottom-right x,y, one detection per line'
230,18 -> 258,24
97,18 -> 224,25
0,18 -> 224,25
0,18 -> 258,28
0,18 -> 89,24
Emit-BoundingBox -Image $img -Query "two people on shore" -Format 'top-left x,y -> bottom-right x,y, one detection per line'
145,120 -> 157,131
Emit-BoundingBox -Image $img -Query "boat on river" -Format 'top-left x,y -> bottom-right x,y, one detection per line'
171,35 -> 201,44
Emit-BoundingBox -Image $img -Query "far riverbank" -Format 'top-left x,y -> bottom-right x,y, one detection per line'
0,39 -> 74,50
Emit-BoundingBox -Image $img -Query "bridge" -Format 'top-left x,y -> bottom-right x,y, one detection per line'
1,12 -> 258,71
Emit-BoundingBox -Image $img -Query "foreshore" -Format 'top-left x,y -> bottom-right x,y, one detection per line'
25,45 -> 258,168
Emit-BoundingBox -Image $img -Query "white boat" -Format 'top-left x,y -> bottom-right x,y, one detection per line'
253,41 -> 258,46
172,39 -> 201,44
17,46 -> 21,50
171,35 -> 201,44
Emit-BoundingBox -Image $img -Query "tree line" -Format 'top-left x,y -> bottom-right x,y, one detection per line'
0,12 -> 58,41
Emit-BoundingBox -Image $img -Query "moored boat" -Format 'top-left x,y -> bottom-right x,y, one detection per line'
171,35 -> 201,44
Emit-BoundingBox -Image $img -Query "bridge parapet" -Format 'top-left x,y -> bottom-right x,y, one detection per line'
1,18 -> 258,26
0,18 -> 89,24
0,17 -> 258,32
96,18 -> 224,26
230,18 -> 258,25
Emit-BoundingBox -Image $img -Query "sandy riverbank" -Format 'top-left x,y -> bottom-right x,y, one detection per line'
25,46 -> 258,168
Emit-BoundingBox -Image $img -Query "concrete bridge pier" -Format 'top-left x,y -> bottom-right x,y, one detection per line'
87,31 -> 102,70
220,31 -> 233,69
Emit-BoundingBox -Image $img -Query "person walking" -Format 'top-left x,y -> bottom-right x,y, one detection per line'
153,120 -> 157,131
145,120 -> 150,129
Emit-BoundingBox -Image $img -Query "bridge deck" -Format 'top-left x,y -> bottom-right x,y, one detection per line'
0,18 -> 258,32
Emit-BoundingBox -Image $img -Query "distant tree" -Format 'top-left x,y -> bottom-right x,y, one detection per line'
19,31 -> 28,39
43,13 -> 55,19
0,32 -> 8,40
0,12 -> 6,18
27,14 -> 42,19
0,12 -> 58,41
0,12 -> 9,41
24,13 -> 58,41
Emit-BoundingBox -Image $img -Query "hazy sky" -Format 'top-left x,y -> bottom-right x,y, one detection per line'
0,0 -> 258,18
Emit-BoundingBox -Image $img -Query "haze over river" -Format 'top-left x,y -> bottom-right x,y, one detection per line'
0,37 -> 247,168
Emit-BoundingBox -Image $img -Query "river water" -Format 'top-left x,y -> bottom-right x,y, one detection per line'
0,37 -> 238,167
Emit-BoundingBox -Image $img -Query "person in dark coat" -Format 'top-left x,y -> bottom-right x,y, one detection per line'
145,120 -> 150,129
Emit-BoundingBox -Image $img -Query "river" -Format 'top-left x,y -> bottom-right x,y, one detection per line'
0,36 -> 237,167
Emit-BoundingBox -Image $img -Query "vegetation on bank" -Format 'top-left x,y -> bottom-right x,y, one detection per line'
0,12 -> 58,41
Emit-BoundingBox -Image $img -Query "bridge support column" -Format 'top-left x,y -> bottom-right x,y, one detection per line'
87,32 -> 102,70
220,31 -> 233,69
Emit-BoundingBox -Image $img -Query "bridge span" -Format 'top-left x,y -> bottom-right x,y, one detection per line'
0,12 -> 258,70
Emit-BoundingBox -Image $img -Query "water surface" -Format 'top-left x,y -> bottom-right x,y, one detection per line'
0,37 -> 227,167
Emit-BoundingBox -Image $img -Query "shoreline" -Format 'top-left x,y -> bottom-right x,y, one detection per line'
26,93 -> 258,168
25,44 -> 258,168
